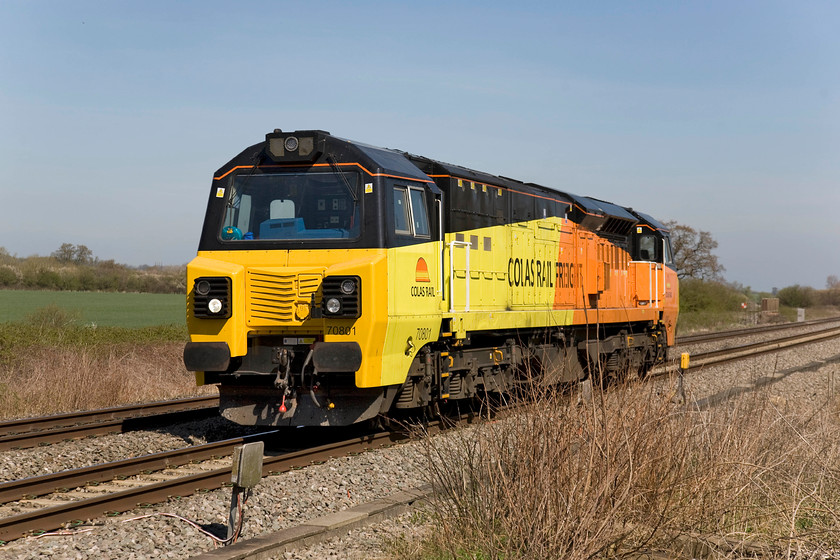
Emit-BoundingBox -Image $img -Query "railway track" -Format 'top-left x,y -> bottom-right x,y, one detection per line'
675,316 -> 840,346
0,395 -> 219,451
666,324 -> 840,373
0,427 -> 410,543
1,322 -> 838,544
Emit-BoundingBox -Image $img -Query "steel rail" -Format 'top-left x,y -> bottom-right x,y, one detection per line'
0,430 -> 407,543
0,431 -> 279,505
5,325 -> 839,543
657,325 -> 840,376
675,316 -> 840,346
0,396 -> 219,451
684,325 -> 840,369
0,395 -> 219,436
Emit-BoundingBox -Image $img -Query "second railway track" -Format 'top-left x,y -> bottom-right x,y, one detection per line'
0,395 -> 220,451
665,323 -> 840,373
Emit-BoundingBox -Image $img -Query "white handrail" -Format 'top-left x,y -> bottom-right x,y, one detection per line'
448,240 -> 471,312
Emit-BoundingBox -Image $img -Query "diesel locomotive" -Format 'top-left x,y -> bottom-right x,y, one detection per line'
183,129 -> 679,427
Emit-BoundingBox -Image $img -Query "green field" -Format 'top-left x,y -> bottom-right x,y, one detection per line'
0,290 -> 185,327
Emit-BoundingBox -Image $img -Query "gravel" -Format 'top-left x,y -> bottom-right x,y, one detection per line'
0,432 -> 429,559
1,335 -> 839,559
0,417 -> 265,483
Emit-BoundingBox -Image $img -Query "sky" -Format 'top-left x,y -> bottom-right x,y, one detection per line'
1,1 -> 838,292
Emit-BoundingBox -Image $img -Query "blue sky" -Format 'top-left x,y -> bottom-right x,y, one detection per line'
1,1 -> 838,291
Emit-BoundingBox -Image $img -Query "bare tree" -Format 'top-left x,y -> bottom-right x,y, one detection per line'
826,275 -> 840,306
663,220 -> 725,281
74,244 -> 94,265
51,243 -> 94,265
51,243 -> 77,263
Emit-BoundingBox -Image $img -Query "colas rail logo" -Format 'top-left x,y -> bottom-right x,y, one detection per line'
415,257 -> 430,282
411,257 -> 435,297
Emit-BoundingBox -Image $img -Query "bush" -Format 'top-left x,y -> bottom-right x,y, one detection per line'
0,249 -> 185,293
25,304 -> 80,329
0,266 -> 18,287
680,279 -> 744,313
677,279 -> 756,332
778,284 -> 816,308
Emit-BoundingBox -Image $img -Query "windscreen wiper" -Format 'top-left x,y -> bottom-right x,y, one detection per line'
326,154 -> 358,204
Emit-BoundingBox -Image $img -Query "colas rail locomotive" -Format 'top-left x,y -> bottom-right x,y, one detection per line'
183,129 -> 679,427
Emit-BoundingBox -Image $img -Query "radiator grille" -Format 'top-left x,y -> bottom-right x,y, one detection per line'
247,270 -> 321,326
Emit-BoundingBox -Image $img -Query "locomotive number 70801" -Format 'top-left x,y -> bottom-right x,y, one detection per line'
327,325 -> 356,336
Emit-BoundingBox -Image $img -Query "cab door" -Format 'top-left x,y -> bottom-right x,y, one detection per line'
389,183 -> 440,318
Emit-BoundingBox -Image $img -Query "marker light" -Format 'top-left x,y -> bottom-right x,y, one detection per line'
208,299 -> 223,314
339,278 -> 356,295
196,280 -> 211,296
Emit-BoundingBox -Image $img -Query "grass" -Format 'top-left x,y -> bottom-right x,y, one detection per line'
397,375 -> 840,559
0,302 -> 207,420
676,309 -> 745,334
0,340 -> 214,419
0,289 -> 185,327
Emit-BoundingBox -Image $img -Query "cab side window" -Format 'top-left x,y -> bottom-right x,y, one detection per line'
393,185 -> 430,238
663,236 -> 674,266
393,187 -> 411,235
638,234 -> 657,261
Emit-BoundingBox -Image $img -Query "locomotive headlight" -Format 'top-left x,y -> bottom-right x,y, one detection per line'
284,136 -> 299,152
208,298 -> 223,314
339,278 -> 356,295
325,297 -> 342,314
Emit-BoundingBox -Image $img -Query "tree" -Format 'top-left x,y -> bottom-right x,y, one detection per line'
74,244 -> 93,265
51,243 -> 76,263
826,275 -> 840,306
51,243 -> 94,265
663,220 -> 725,281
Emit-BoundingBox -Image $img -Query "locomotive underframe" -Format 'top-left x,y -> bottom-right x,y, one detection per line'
393,320 -> 666,409
212,320 -> 666,426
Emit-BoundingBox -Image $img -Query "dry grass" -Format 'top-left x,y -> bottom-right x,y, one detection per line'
405,377 -> 840,559
0,342 -> 214,419
0,304 -> 211,419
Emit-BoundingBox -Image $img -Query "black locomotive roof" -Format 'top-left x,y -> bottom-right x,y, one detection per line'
342,139 -> 439,189
400,152 -> 531,193
397,150 -> 639,228
579,197 -> 638,223
632,211 -> 670,233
